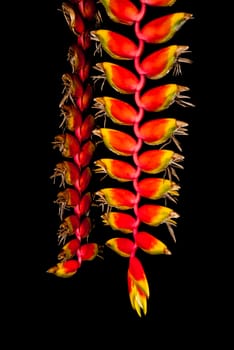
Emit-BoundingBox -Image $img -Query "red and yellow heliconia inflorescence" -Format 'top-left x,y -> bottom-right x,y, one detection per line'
91,0 -> 194,317
48,0 -> 194,316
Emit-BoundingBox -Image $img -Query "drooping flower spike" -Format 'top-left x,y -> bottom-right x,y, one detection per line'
48,0 -> 100,278
49,0 -> 194,317
91,0 -> 194,317
91,30 -> 138,60
92,62 -> 139,94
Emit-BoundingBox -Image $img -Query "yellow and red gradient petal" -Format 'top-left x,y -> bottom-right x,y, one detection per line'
106,237 -> 135,257
94,158 -> 137,182
46,259 -> 80,278
99,62 -> 139,94
101,212 -> 136,233
92,29 -> 138,60
140,13 -> 193,44
140,84 -> 181,112
140,45 -> 189,80
138,204 -> 179,226
57,238 -> 80,260
93,128 -> 137,156
135,231 -> 171,255
138,149 -> 174,174
128,256 -> 150,298
80,243 -> 99,261
96,188 -> 136,210
100,0 -> 140,25
139,118 -> 178,145
138,177 -> 179,200
95,96 -> 138,125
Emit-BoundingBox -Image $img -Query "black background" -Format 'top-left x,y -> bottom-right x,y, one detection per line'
5,0 -> 219,341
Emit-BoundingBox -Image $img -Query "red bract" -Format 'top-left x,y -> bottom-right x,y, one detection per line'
71,0 -> 96,20
68,44 -> 91,81
101,212 -> 136,233
106,237 -> 134,257
74,192 -> 92,216
55,188 -> 80,220
96,62 -> 139,94
75,167 -> 92,193
138,149 -> 176,174
47,259 -> 80,278
128,256 -> 149,298
58,238 -> 80,260
74,140 -> 95,168
80,243 -> 99,260
140,13 -> 193,44
138,204 -> 179,227
138,118 -> 188,146
99,0 -> 140,25
93,128 -> 137,156
96,188 -> 136,210
94,97 -> 138,125
76,216 -> 92,239
94,158 -> 137,182
92,30 -> 138,60
139,84 -> 190,112
77,31 -> 92,50
62,2 -> 85,35
75,114 -> 95,142
51,161 -> 79,187
140,45 -> 191,80
138,177 -> 180,200
135,232 -> 171,255
57,215 -> 80,244
52,134 -> 80,158
78,84 -> 93,111
68,43 -> 86,73
60,104 -> 82,132
55,188 -> 80,209
59,73 -> 83,108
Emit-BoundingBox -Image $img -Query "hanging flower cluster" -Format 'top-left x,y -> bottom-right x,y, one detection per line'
47,0 -> 194,318
47,0 -> 100,278
91,0 -> 194,316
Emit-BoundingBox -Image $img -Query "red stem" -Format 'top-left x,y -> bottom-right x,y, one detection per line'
131,2 -> 146,258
